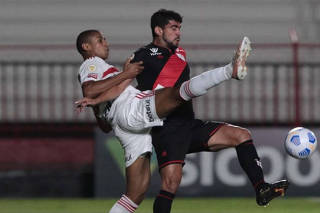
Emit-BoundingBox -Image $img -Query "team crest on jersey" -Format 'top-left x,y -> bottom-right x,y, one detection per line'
88,64 -> 96,72
150,48 -> 162,56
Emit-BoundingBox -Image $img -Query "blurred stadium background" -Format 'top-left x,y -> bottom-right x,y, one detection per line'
0,0 -> 320,212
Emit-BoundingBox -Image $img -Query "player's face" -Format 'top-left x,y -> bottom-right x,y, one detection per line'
162,20 -> 181,49
88,32 -> 109,59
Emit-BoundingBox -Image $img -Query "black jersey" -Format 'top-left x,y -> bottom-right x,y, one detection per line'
133,43 -> 194,121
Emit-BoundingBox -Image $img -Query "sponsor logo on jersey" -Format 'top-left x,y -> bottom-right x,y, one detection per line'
145,99 -> 155,122
88,64 -> 96,72
150,48 -> 162,56
87,73 -> 98,79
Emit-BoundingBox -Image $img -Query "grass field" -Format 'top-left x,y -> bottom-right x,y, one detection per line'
0,197 -> 319,213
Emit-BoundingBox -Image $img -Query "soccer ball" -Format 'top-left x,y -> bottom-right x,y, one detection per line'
285,127 -> 317,159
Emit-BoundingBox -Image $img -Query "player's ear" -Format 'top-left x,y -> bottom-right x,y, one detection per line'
154,26 -> 163,36
82,42 -> 91,52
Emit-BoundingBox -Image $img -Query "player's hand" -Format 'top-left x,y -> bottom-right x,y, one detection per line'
122,57 -> 144,78
75,97 -> 98,113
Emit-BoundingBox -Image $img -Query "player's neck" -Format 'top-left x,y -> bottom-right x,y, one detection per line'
152,40 -> 177,53
153,39 -> 170,50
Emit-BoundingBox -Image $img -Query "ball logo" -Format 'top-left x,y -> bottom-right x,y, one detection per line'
308,132 -> 316,143
298,148 -> 310,158
290,135 -> 301,146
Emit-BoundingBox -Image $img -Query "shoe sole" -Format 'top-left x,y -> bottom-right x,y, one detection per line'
236,37 -> 252,80
257,180 -> 289,206
273,180 -> 289,196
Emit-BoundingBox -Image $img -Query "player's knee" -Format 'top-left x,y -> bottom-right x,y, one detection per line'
235,128 -> 252,145
161,173 -> 182,193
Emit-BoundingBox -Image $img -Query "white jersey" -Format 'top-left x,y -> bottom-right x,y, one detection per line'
78,56 -> 163,167
79,56 -> 121,120
79,56 -> 121,84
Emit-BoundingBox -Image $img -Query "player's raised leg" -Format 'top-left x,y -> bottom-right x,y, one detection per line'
179,36 -> 251,101
154,37 -> 252,118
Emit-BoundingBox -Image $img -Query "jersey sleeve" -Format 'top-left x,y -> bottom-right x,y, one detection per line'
79,58 -> 120,85
130,47 -> 146,63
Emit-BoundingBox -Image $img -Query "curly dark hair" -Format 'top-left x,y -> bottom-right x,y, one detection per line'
151,9 -> 183,38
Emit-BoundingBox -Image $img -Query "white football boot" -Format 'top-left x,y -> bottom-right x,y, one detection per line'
232,36 -> 252,80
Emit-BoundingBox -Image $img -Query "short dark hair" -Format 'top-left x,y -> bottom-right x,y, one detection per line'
151,9 -> 183,38
76,29 -> 99,56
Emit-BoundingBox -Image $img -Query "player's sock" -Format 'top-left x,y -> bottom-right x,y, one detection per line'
235,140 -> 265,188
153,190 -> 175,213
109,194 -> 138,213
179,63 -> 233,101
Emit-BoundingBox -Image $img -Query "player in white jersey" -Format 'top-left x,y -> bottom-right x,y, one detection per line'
79,55 -> 164,167
76,29 -> 251,213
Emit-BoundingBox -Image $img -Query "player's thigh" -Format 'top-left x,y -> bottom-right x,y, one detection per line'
207,124 -> 251,151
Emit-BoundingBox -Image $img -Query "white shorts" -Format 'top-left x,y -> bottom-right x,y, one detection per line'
108,85 -> 163,167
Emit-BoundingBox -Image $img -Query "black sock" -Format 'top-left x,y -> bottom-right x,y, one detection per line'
236,140 -> 265,189
153,190 -> 175,213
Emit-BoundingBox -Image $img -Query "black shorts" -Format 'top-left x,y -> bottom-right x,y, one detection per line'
151,119 -> 225,169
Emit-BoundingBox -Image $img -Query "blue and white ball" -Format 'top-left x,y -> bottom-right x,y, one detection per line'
285,127 -> 317,159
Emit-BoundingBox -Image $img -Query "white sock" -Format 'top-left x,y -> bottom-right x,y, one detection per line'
179,63 -> 233,101
109,195 -> 138,213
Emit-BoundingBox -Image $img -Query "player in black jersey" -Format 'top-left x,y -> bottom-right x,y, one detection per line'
132,9 -> 289,212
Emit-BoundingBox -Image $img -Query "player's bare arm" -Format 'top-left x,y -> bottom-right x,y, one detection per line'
76,78 -> 133,110
82,59 -> 143,98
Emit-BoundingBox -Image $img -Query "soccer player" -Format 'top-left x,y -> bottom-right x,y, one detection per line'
131,9 -> 289,213
76,29 -> 251,213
